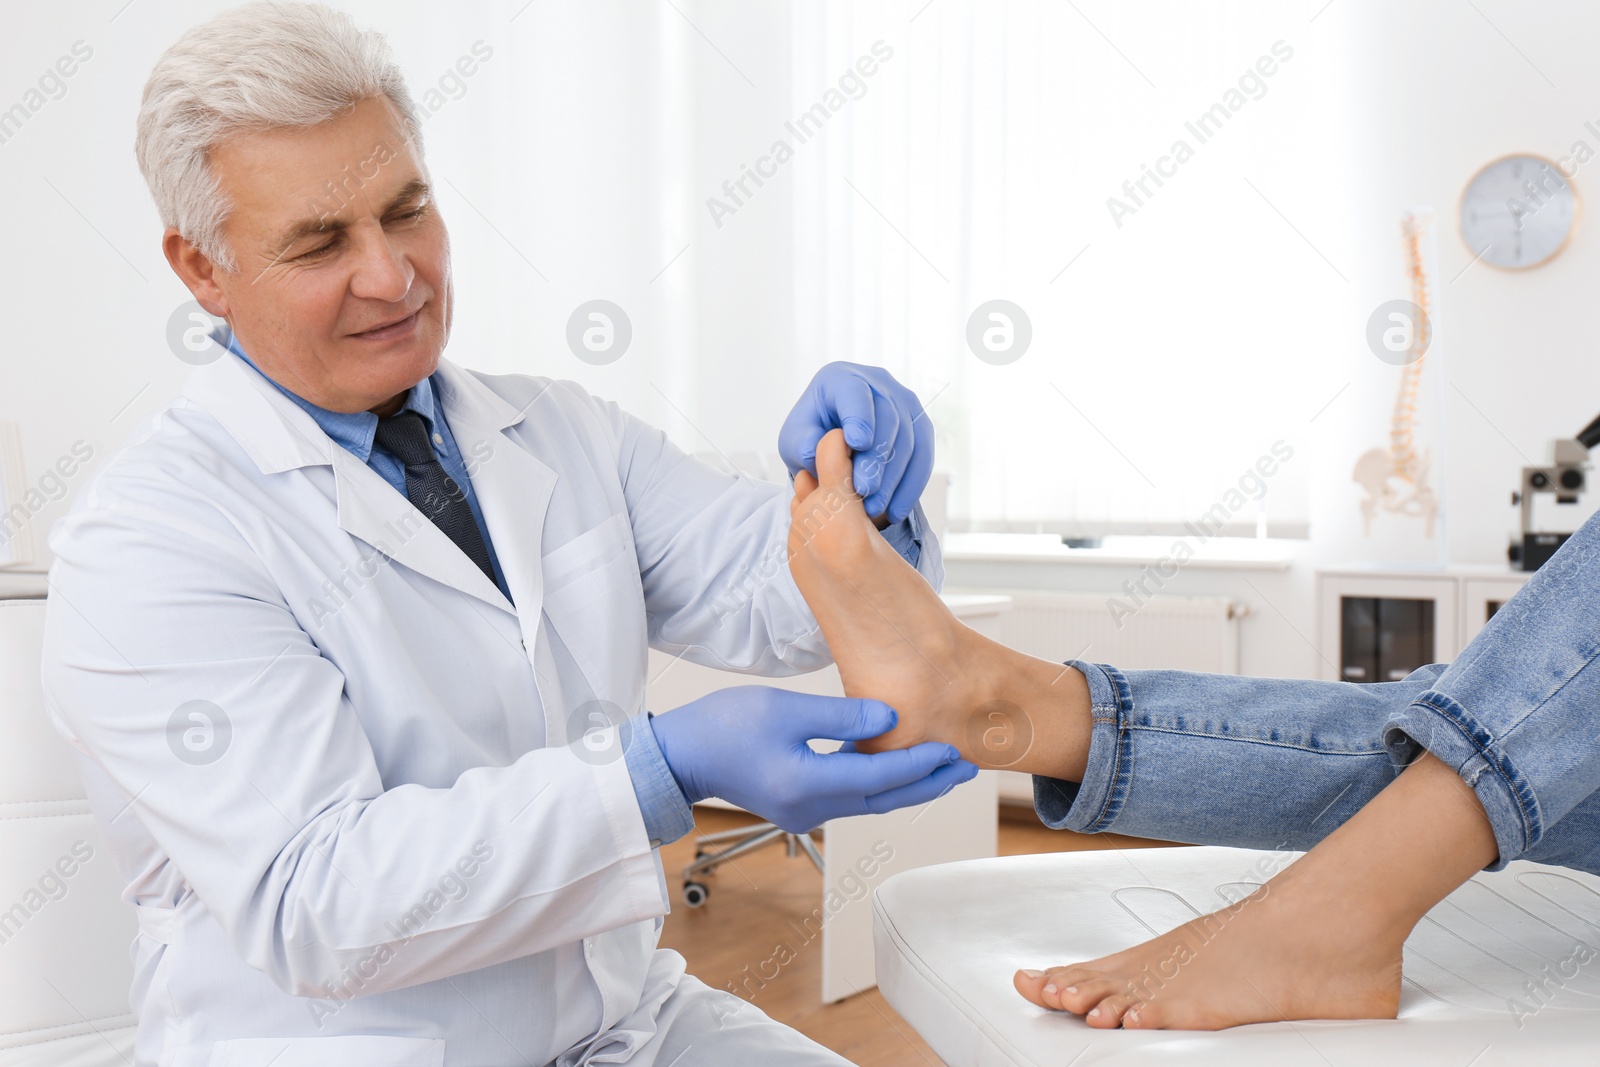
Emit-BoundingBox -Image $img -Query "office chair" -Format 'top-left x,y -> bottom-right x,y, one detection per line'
680,820 -> 824,907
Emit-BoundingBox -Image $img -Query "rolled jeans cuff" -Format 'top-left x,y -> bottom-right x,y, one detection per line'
1032,660 -> 1130,833
1383,690 -> 1537,871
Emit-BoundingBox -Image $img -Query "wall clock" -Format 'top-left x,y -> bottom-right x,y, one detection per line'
1459,154 -> 1578,269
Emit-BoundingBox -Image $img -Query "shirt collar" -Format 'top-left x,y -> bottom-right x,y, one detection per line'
213,325 -> 438,463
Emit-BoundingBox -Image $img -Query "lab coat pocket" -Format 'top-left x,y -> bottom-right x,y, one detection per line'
541,511 -> 634,595
539,511 -> 648,705
208,1035 -> 444,1066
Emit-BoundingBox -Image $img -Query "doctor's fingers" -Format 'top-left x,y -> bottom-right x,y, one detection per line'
861,756 -> 979,816
884,403 -> 934,526
861,389 -> 915,520
778,693 -> 899,743
779,413 -> 825,478
778,372 -> 875,475
853,389 -> 900,502
816,740 -> 964,797
822,371 -> 880,454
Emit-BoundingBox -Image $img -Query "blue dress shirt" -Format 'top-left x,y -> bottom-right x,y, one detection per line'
212,328 -> 923,848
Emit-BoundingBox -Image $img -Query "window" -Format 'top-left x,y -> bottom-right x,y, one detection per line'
788,1 -> 1351,536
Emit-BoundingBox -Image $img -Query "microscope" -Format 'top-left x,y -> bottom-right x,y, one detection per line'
1510,413 -> 1600,571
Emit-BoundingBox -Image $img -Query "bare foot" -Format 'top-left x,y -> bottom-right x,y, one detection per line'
787,429 -> 1094,773
1007,751 -> 1497,1030
1012,860 -> 1404,1029
1005,749 -> 1495,1031
786,429 -> 980,755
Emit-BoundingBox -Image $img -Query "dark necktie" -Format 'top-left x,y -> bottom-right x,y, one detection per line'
373,409 -> 497,586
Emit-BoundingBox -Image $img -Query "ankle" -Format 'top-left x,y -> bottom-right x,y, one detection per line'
964,634 -> 1092,777
1260,859 -> 1416,959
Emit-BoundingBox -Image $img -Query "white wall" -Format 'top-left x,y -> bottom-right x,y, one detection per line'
944,0 -> 1600,679
1286,0 -> 1600,676
5,1 -> 1596,677
1327,0 -> 1600,568
0,0 -> 804,588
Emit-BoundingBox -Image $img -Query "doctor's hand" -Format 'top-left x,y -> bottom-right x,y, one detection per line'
779,362 -> 934,526
649,686 -> 977,834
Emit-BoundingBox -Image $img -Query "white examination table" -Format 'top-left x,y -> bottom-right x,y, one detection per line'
873,846 -> 1600,1065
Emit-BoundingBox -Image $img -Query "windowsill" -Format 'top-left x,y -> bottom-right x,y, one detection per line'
944,532 -> 1295,571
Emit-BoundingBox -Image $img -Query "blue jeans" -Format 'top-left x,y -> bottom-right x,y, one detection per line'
1035,508 -> 1600,876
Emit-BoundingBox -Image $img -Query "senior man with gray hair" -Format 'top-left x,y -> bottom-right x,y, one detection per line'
41,4 -> 969,1064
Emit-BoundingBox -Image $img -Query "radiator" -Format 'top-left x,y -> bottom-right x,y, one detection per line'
989,590 -> 1244,674
968,590 -> 1247,803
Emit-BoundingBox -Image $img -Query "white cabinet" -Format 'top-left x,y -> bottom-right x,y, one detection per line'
1316,566 -> 1530,683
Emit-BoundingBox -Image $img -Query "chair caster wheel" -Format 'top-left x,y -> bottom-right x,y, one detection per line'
683,881 -> 710,907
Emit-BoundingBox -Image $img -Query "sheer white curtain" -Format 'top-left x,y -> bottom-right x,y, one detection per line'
788,1 -> 1351,535
410,0 -> 702,430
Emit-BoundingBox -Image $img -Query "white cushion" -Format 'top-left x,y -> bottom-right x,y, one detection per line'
874,846 -> 1600,1065
0,600 -> 137,1065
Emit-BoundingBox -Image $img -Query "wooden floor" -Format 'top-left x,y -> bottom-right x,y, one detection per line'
657,806 -> 1180,1066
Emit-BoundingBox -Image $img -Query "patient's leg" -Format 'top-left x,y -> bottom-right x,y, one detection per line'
787,431 -> 1499,1029
1013,751 -> 1495,1029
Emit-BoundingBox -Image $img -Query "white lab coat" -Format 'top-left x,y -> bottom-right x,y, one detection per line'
40,351 -> 941,1066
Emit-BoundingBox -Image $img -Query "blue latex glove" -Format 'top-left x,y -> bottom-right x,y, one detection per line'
779,361 -> 935,525
650,686 -> 978,834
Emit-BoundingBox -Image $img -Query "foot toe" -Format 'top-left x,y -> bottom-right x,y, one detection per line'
1012,968 -> 1054,1008
1122,997 -> 1164,1029
1050,975 -> 1126,1015
1086,992 -> 1143,1029
1014,965 -> 1103,1010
